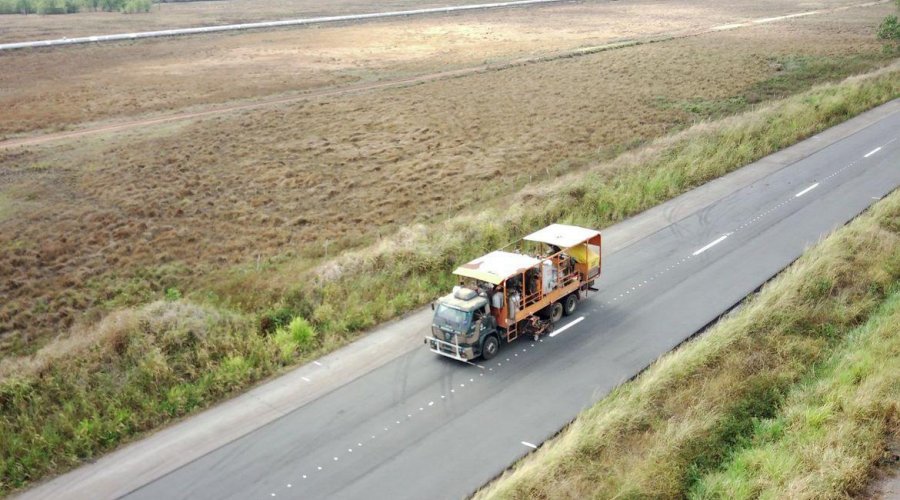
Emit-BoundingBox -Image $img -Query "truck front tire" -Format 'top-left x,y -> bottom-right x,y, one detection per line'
481,335 -> 499,360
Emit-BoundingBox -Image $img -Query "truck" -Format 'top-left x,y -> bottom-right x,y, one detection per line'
426,223 -> 601,362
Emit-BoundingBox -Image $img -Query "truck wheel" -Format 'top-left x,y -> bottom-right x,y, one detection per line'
550,302 -> 564,323
481,335 -> 499,360
563,294 -> 578,316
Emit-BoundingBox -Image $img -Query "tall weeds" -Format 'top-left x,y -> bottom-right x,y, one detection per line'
691,291 -> 900,499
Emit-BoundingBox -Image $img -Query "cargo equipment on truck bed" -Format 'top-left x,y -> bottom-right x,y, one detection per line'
426,224 -> 601,362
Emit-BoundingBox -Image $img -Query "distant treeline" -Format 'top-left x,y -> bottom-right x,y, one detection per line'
0,0 -> 152,14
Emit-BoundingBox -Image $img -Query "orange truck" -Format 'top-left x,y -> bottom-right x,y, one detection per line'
426,224 -> 601,361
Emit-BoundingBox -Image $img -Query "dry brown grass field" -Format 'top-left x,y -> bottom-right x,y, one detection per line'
0,1 -> 895,355
0,0 -> 879,137
0,0 -> 872,43
0,0 -> 494,43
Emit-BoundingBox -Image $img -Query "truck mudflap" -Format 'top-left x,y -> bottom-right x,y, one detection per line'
424,336 -> 472,362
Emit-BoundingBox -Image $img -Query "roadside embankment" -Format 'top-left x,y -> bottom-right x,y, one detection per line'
475,185 -> 900,499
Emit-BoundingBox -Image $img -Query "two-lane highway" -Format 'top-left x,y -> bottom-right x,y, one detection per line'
114,101 -> 900,500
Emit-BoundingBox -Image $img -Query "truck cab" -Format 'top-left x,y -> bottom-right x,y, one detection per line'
427,286 -> 499,362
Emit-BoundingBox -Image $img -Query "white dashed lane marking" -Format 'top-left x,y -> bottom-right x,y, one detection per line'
864,146 -> 881,158
521,441 -> 538,449
692,233 -> 731,256
794,183 -> 819,198
549,316 -> 584,337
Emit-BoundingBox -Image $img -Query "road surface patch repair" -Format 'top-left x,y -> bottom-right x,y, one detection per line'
260,137 -> 895,498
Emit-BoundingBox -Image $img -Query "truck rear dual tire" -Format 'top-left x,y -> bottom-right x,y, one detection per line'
550,302 -> 564,323
563,294 -> 578,316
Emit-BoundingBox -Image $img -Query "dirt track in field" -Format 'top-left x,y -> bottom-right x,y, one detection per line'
0,64 -> 493,149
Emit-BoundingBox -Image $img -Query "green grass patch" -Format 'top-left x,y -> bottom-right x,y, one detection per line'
475,179 -> 900,500
690,291 -> 900,499
0,0 -> 150,14
654,53 -> 894,121
747,54 -> 892,103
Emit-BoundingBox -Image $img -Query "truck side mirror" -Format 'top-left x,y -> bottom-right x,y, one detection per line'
430,302 -> 435,311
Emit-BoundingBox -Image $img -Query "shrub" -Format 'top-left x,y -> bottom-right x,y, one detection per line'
213,355 -> 251,387
877,15 -> 900,41
164,287 -> 182,301
119,0 -> 149,13
271,329 -> 298,364
0,0 -> 35,13
2,0 -> 150,14
286,316 -> 316,349
35,0 -> 66,14
259,307 -> 293,334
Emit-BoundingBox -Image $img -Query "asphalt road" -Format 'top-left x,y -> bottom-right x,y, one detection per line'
113,103 -> 900,500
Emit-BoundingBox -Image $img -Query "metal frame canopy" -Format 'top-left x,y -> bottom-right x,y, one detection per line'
524,223 -> 600,249
453,251 -> 541,285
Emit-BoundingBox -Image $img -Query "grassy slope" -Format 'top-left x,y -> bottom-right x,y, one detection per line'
692,293 -> 900,499
0,66 -> 897,495
475,188 -> 900,499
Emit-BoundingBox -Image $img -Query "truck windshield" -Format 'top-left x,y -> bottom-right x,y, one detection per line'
434,304 -> 470,332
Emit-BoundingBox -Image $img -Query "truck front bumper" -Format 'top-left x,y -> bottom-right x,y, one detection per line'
425,336 -> 475,362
